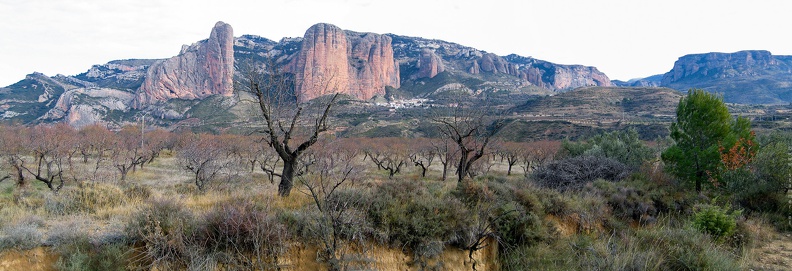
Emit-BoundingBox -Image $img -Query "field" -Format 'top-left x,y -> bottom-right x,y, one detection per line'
0,124 -> 788,270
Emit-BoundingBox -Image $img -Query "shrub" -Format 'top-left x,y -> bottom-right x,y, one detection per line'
492,203 -> 547,247
0,220 -> 43,250
49,219 -> 129,271
126,198 -> 195,269
533,156 -> 630,191
196,201 -> 287,269
591,180 -> 658,225
366,180 -> 467,260
45,183 -> 125,215
560,129 -> 654,169
122,184 -> 152,201
692,203 -> 740,238
632,225 -> 740,270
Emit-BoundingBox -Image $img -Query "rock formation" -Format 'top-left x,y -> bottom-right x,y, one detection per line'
661,50 -> 788,85
530,65 -> 612,90
289,23 -> 399,102
40,87 -> 135,128
660,50 -> 792,104
416,49 -> 444,79
134,21 -> 234,107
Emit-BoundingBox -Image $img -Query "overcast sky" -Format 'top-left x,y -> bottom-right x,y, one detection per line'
1,0 -> 790,87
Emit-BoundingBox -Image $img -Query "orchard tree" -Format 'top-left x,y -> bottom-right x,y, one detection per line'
434,103 -> 505,182
408,138 -> 436,178
239,62 -> 339,197
0,125 -> 30,187
77,124 -> 115,180
111,125 -> 150,181
662,89 -> 754,193
431,137 -> 458,181
21,124 -> 77,192
364,138 -> 409,179
297,141 -> 363,270
178,133 -> 232,191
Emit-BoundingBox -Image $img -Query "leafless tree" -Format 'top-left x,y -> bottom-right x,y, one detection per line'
364,138 -> 408,179
408,138 -> 436,178
77,124 -> 115,181
143,128 -> 175,166
0,125 -> 30,187
111,125 -> 150,182
239,62 -> 339,197
434,104 -> 505,182
20,124 -> 76,192
297,142 -> 365,270
431,137 -> 458,181
177,133 -> 232,191
519,140 -> 560,177
494,142 -> 522,176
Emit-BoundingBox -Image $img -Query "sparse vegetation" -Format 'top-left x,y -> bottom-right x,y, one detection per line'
0,86 -> 788,271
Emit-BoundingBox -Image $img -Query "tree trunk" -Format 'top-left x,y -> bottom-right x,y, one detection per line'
441,162 -> 448,181
13,164 -> 25,187
458,150 -> 470,182
279,159 -> 296,197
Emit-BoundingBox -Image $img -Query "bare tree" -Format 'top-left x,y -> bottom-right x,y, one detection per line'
0,125 -> 30,187
431,137 -> 458,181
111,125 -> 150,182
77,124 -> 115,181
297,142 -> 365,270
239,62 -> 339,197
434,104 -> 505,182
408,138 -> 436,178
177,133 -> 232,191
364,138 -> 408,179
494,142 -> 522,176
20,124 -> 76,192
519,140 -> 560,177
143,128 -> 175,166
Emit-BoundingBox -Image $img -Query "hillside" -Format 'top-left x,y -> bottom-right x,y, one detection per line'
0,22 -> 611,130
659,50 -> 792,104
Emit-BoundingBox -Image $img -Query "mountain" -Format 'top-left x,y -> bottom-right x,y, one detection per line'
0,21 -> 613,129
389,34 -> 611,98
659,50 -> 792,104
612,74 -> 663,87
287,23 -> 400,101
134,21 -> 235,108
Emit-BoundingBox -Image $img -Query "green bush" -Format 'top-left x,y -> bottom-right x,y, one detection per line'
692,203 -> 740,238
367,180 -> 466,254
591,180 -> 658,225
54,242 -> 129,271
561,128 -> 654,169
492,203 -> 547,247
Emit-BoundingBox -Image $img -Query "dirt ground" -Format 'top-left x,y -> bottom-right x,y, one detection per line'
748,232 -> 792,270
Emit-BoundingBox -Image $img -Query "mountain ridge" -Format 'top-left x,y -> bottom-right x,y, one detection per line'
0,21 -> 614,128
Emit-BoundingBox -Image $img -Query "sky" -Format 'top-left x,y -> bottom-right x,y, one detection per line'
1,0 -> 790,87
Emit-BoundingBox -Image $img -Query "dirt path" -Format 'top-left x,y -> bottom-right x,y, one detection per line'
749,233 -> 792,270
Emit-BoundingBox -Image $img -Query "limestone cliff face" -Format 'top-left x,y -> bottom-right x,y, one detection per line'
659,50 -> 792,104
661,50 -> 787,85
533,65 -> 612,90
134,21 -> 234,107
40,88 -> 135,128
289,23 -> 400,102
500,55 -> 612,91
